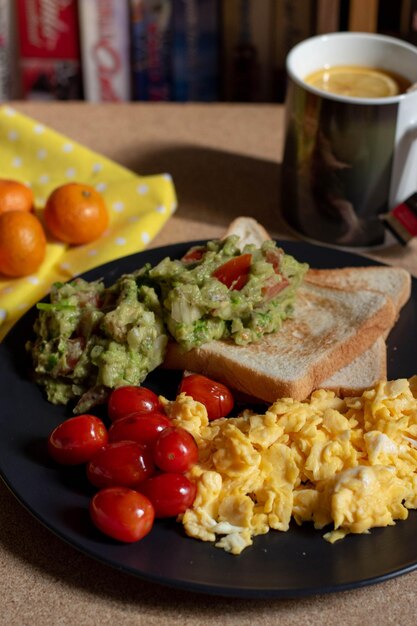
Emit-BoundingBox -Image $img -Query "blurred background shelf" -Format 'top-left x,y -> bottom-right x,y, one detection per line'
1,0 -> 416,104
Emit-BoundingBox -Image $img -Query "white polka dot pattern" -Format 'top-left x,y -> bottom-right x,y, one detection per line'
0,105 -> 177,340
137,183 -> 149,195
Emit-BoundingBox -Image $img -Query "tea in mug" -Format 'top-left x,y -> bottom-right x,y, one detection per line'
305,65 -> 412,98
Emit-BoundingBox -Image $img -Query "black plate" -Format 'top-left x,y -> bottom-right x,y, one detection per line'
1,240 -> 417,599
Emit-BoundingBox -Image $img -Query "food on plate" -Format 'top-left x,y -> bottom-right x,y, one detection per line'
178,373 -> 235,420
90,487 -> 155,543
138,235 -> 308,349
226,217 -> 411,392
47,385 -> 201,543
139,472 -> 197,518
162,378 -> 417,554
108,412 -> 172,447
0,178 -> 34,215
0,210 -> 46,277
26,274 -> 168,413
163,217 -> 410,401
319,336 -> 387,396
47,375 -> 417,553
305,265 -> 411,312
243,217 -> 411,381
44,182 -> 109,245
164,279 -> 396,402
27,216 -> 411,415
307,264 -> 410,394
153,426 -> 199,473
22,200 -> 414,556
48,414 -> 108,465
107,385 -> 162,422
27,235 -> 307,412
86,440 -> 155,489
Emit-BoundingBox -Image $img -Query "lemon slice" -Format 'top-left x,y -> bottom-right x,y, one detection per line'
306,66 -> 400,98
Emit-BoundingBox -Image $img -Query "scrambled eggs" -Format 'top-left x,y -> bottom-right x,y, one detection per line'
162,377 -> 417,555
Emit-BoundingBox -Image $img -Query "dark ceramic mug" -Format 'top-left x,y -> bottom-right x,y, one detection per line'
281,33 -> 417,247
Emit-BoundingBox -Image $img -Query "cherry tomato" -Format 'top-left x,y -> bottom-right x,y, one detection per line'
48,414 -> 108,465
179,374 -> 234,420
212,253 -> 252,290
90,487 -> 154,543
87,441 -> 155,489
265,247 -> 283,272
262,248 -> 289,300
108,411 -> 172,448
262,276 -> 289,300
108,386 -> 161,422
153,427 -> 198,473
139,473 -> 197,518
181,245 -> 206,263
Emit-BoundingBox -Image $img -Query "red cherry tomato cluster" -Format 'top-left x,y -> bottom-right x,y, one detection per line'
47,376 -> 235,544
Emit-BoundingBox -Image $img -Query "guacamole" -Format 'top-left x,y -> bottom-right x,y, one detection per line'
27,274 -> 167,413
137,236 -> 308,350
27,236 -> 307,412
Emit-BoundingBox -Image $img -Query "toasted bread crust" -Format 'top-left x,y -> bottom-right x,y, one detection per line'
223,217 -> 271,247
321,336 -> 387,396
306,266 -> 411,314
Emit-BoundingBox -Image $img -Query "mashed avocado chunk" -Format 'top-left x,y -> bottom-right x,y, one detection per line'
27,275 -> 167,413
140,236 -> 308,350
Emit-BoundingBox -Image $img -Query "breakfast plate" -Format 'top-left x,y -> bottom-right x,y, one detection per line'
0,239 -> 417,599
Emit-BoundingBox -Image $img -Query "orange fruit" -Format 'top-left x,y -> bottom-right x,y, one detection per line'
44,182 -> 109,245
0,211 -> 46,277
0,179 -> 34,215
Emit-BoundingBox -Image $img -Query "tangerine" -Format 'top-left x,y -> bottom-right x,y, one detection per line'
0,211 -> 46,277
0,179 -> 34,215
44,182 -> 109,245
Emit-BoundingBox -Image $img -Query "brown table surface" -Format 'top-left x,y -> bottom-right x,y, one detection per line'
2,102 -> 417,626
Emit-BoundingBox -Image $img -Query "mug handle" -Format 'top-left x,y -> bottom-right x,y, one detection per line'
389,91 -> 417,208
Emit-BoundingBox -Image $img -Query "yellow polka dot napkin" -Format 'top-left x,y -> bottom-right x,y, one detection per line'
0,105 -> 177,341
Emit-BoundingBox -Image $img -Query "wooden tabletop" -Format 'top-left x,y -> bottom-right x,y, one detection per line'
2,102 -> 417,626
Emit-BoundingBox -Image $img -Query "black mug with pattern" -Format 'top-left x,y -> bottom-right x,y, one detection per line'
282,33 -> 417,247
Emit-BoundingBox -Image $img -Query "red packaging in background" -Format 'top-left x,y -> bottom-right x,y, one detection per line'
16,0 -> 82,100
78,0 -> 131,102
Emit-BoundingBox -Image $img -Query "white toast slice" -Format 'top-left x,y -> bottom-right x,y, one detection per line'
164,282 -> 396,402
223,217 -> 411,395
